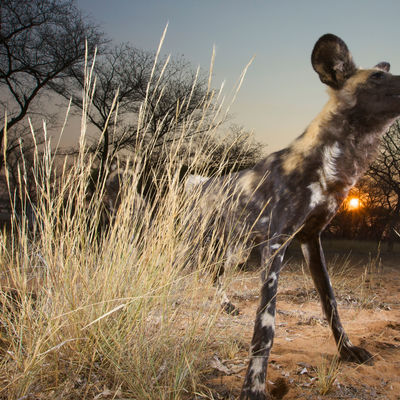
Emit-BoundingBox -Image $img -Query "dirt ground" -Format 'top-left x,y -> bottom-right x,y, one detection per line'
205,244 -> 400,400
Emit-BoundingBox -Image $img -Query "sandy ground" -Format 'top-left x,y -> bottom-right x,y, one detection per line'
204,249 -> 400,400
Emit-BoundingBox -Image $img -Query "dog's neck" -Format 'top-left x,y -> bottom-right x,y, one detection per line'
280,95 -> 393,189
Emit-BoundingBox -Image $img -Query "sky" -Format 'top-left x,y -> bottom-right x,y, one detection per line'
75,0 -> 400,152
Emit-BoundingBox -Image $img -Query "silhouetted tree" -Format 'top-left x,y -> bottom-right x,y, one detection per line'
0,0 -> 105,167
366,120 -> 400,250
197,125 -> 265,175
51,43 -> 213,182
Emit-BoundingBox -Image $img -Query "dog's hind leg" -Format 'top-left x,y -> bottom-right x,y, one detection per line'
240,240 -> 287,400
213,245 -> 242,315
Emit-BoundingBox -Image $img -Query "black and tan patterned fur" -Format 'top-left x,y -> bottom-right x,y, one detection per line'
197,34 -> 400,399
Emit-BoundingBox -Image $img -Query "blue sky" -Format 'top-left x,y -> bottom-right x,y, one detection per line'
76,0 -> 400,152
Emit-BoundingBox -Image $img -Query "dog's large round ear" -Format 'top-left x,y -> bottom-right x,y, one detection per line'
311,34 -> 357,90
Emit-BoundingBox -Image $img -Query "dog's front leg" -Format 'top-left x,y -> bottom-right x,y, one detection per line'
301,235 -> 373,364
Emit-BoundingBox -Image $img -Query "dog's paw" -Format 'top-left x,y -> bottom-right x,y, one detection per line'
239,388 -> 270,400
222,301 -> 240,316
340,344 -> 374,365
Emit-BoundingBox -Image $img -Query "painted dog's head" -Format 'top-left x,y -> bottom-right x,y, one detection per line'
312,33 -> 400,120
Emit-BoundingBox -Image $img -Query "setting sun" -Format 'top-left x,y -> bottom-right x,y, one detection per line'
348,197 -> 361,210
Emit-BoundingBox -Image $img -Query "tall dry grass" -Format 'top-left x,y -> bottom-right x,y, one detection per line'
0,39 -> 255,399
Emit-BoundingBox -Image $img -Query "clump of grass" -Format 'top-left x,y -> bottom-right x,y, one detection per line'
297,249 -> 385,310
294,253 -> 354,303
217,335 -> 245,361
315,354 -> 341,395
357,248 -> 383,309
327,254 -> 357,292
0,42 -> 255,399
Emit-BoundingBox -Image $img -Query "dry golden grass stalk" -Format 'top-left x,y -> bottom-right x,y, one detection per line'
0,40 -> 256,399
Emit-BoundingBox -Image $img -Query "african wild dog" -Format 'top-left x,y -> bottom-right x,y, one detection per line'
195,34 -> 400,399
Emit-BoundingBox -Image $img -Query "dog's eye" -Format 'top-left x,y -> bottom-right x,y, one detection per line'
370,71 -> 385,80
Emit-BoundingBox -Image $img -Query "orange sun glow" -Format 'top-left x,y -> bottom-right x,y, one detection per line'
348,197 -> 361,210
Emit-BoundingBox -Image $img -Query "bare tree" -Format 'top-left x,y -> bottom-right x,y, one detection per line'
51,43 -> 212,181
366,120 -> 400,249
197,125 -> 265,175
0,0 -> 105,167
